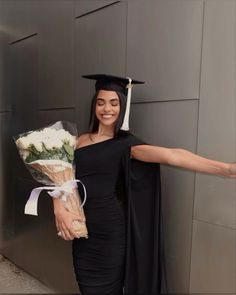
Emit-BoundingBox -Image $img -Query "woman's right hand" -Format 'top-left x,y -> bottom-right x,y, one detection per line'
53,198 -> 83,240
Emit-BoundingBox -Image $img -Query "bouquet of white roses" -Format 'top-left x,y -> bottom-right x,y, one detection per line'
14,121 -> 88,239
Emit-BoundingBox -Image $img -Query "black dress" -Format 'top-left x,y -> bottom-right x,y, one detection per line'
72,132 -> 162,294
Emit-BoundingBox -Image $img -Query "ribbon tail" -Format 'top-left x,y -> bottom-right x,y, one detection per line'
24,188 -> 42,216
24,185 -> 56,216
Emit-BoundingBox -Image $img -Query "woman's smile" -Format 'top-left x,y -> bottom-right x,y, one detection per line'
101,114 -> 114,118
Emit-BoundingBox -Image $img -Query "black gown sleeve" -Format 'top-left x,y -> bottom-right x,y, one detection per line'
121,132 -> 163,294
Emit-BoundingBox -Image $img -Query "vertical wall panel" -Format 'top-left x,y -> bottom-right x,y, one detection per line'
127,0 -> 203,102
194,0 -> 236,228
9,36 -> 38,119
75,1 -> 126,132
36,1 -> 75,109
0,1 -> 12,251
0,32 -> 10,112
9,35 -> 38,180
190,220 -> 236,293
190,1 -> 236,293
0,33 -> 4,110
0,113 -> 14,249
2,34 -> 42,276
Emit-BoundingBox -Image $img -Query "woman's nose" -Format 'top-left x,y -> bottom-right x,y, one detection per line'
104,103 -> 111,112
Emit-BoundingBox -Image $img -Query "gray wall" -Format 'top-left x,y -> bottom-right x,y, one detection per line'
0,0 -> 235,293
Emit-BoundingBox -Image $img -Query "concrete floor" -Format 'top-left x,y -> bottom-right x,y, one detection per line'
0,254 -> 56,293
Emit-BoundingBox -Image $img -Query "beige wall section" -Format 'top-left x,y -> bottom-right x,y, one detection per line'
194,0 -> 236,228
190,0 -> 236,293
190,220 -> 236,293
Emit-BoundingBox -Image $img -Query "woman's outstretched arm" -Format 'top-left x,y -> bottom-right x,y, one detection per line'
131,145 -> 236,178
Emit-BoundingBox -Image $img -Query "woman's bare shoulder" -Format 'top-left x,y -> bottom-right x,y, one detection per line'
76,133 -> 90,148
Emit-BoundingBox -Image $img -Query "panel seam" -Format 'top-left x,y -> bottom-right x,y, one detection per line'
75,1 -> 120,19
188,0 -> 205,292
9,33 -> 37,45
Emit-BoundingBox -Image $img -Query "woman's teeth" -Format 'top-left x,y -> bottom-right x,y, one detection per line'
102,115 -> 113,118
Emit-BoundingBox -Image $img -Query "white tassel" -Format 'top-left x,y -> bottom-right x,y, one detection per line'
120,77 -> 133,131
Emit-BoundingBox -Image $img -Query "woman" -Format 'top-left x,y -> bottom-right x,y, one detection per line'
52,74 -> 236,294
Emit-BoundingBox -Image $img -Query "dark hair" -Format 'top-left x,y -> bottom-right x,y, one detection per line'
88,90 -> 127,137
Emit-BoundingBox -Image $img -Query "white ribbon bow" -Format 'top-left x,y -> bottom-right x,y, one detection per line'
24,179 -> 87,216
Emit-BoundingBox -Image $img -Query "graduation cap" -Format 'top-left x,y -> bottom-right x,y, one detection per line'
82,74 -> 144,131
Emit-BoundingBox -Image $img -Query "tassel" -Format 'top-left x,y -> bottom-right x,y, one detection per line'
120,77 -> 133,131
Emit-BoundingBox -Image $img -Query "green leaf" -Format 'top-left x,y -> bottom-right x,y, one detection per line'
63,144 -> 74,157
25,153 -> 38,163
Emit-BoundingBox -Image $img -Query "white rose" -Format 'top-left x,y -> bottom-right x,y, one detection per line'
26,131 -> 43,152
16,137 -> 30,150
44,138 -> 63,149
40,128 -> 56,141
57,129 -> 69,139
41,128 -> 51,139
56,129 -> 75,147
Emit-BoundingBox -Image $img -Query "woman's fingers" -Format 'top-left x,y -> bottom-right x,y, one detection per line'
59,228 -> 75,240
58,221 -> 79,240
64,228 -> 75,240
58,230 -> 80,240
60,230 -> 71,241
66,225 -> 79,239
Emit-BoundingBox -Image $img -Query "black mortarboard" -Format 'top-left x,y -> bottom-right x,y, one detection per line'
82,74 -> 145,130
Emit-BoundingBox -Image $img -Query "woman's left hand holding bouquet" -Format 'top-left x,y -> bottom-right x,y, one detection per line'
53,197 -> 84,240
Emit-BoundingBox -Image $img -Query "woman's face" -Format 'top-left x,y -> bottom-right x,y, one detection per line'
95,90 -> 120,127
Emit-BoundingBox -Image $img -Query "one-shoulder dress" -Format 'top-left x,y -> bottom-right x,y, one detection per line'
72,132 -> 162,294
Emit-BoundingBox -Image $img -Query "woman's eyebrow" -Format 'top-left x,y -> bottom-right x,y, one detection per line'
96,98 -> 119,101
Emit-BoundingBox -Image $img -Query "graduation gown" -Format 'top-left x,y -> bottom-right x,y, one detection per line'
120,132 -> 162,294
